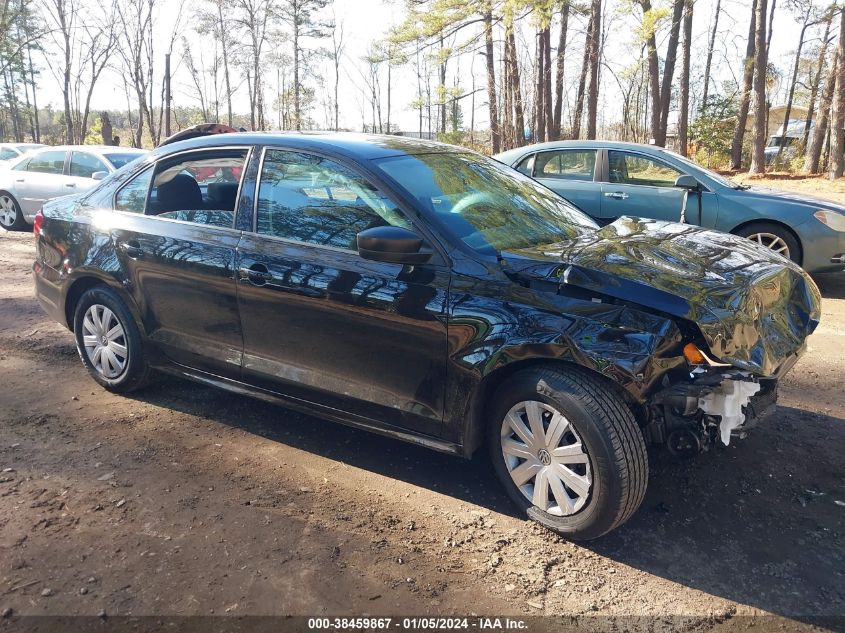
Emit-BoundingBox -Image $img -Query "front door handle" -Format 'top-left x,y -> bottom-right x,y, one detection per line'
65,182 -> 76,188
239,263 -> 273,286
118,240 -> 143,259
14,178 -> 24,183
604,191 -> 630,200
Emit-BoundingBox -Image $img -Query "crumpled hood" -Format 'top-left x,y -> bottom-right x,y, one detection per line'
510,217 -> 822,377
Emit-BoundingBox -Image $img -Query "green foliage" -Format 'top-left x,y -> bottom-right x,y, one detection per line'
84,116 -> 104,145
688,96 -> 738,168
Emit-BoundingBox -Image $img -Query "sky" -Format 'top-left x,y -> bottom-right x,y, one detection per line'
32,0 -> 812,134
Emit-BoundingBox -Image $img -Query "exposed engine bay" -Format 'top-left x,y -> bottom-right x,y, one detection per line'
647,368 -> 778,459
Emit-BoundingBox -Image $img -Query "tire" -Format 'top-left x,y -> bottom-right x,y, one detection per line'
735,222 -> 801,265
73,286 -> 151,393
487,366 -> 648,540
0,191 -> 27,231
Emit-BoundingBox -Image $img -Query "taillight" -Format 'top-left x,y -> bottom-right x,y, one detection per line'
33,211 -> 44,238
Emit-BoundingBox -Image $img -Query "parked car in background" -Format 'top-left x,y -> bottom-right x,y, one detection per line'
33,132 -> 820,540
494,140 -> 845,273
0,145 -> 147,230
0,142 -> 45,165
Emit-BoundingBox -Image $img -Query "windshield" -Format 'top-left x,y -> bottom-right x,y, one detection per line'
659,149 -> 741,189
375,152 -> 598,256
104,152 -> 146,169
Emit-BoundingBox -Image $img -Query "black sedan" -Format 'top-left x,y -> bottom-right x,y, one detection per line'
33,132 -> 821,540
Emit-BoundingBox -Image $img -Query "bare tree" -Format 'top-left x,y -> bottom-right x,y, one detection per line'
552,1 -> 569,139
330,16 -> 344,130
231,0 -> 276,130
802,4 -> 835,150
572,12 -> 593,139
678,0 -> 693,156
701,0 -> 721,109
805,45 -> 838,172
483,0 -> 499,152
731,0 -> 758,170
829,6 -> 845,177
196,0 -> 236,126
584,0 -> 601,139
749,0 -> 769,174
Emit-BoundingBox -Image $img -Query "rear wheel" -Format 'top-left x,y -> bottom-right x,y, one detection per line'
488,366 -> 648,540
0,192 -> 26,231
735,222 -> 801,264
73,286 -> 151,393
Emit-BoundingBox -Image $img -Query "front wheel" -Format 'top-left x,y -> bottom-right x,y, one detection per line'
735,222 -> 801,264
73,286 -> 151,393
488,366 -> 648,540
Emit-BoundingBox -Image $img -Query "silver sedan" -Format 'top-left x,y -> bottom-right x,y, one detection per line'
0,145 -> 147,230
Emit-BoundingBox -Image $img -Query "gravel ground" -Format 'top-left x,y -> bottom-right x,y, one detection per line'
0,225 -> 843,631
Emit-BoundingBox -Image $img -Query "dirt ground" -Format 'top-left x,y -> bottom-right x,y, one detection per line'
729,172 -> 845,205
1,203 -> 843,630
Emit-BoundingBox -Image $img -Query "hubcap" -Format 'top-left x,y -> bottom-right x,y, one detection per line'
500,400 -> 592,516
748,232 -> 790,259
81,304 -> 127,379
0,196 -> 17,228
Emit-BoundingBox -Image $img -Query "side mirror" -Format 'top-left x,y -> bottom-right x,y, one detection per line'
91,171 -> 108,181
674,174 -> 699,190
357,226 -> 432,265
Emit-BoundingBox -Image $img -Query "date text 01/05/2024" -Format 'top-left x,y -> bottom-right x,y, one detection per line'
306,617 -> 528,630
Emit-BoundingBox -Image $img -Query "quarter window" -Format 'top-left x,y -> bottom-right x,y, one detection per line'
534,150 -> 596,181
256,150 -> 410,250
0,148 -> 18,160
70,152 -> 109,178
514,154 -> 534,176
26,150 -> 66,175
607,151 -> 682,187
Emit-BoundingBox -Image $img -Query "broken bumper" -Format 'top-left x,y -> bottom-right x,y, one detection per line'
652,371 -> 778,448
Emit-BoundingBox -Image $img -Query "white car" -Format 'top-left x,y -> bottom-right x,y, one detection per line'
0,145 -> 148,230
0,142 -> 45,165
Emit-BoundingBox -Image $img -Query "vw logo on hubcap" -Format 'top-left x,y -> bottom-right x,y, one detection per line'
537,448 -> 552,466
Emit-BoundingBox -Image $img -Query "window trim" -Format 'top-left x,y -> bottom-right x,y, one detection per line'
251,145 -> 449,266
530,148 -> 600,183
110,144 -> 253,231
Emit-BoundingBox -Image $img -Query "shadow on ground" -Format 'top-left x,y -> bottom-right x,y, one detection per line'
129,379 -> 845,622
813,272 -> 845,299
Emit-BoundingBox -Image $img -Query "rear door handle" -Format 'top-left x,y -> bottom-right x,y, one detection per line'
118,240 -> 143,259
239,263 -> 273,285
65,182 -> 76,188
14,178 -> 24,183
604,191 -> 630,200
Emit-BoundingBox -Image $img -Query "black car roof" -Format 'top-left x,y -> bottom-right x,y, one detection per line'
153,131 -> 460,161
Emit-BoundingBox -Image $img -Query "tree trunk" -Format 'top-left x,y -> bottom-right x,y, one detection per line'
803,10 -> 833,150
805,48 -> 838,173
829,8 -> 845,179
552,2 -> 569,139
748,0 -> 769,175
573,13 -> 593,140
678,0 -> 693,156
535,30 -> 545,142
766,0 -> 776,54
439,36 -> 447,135
640,0 -> 661,143
585,0 -> 601,140
701,0 -> 721,110
656,0 -> 684,146
217,0 -> 233,126
775,21 -> 810,164
483,4 -> 500,153
543,27 -> 554,140
293,24 -> 300,130
507,24 -> 524,146
730,0 -> 757,170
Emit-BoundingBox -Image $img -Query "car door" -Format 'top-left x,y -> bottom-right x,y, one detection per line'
67,151 -> 110,194
12,150 -> 68,216
235,148 -> 449,437
108,146 -> 250,379
530,148 -> 602,216
599,150 -> 689,223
